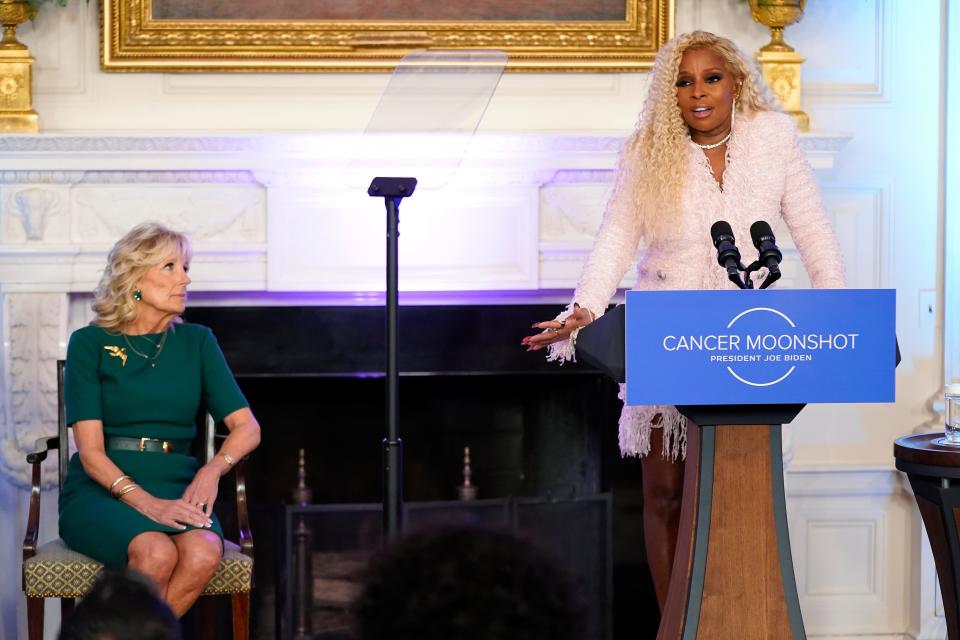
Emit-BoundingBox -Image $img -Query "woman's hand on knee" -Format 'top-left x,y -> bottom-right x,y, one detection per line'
181,466 -> 221,518
126,494 -> 213,530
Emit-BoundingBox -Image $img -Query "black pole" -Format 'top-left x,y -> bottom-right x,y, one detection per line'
368,177 -> 417,542
383,194 -> 403,541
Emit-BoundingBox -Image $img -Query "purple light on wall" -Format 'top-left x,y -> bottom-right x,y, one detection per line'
187,289 -> 580,308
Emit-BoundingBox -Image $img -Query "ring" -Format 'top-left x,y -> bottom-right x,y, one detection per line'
558,319 -> 567,329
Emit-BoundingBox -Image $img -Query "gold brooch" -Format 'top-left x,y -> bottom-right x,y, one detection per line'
104,345 -> 128,367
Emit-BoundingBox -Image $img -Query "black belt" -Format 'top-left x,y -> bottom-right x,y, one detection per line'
105,436 -> 191,454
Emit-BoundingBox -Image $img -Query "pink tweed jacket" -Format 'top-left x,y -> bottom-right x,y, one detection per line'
549,110 -> 845,460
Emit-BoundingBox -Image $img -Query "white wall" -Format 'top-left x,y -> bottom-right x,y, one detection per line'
2,1 -> 947,638
23,2 -> 652,135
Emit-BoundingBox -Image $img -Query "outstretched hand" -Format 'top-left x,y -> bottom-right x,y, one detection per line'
521,305 -> 595,352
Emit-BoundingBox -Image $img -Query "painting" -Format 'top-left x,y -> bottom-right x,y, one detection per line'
102,0 -> 673,72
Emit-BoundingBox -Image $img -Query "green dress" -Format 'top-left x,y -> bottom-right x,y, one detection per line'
59,322 -> 248,567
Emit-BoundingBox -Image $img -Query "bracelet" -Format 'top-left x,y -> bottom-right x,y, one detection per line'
116,483 -> 140,499
109,474 -> 132,496
220,452 -> 235,467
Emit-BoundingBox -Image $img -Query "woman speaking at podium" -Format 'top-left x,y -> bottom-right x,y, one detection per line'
522,30 -> 844,610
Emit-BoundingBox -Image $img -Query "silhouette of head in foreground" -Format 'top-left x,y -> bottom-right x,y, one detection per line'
59,568 -> 181,640
354,525 -> 583,640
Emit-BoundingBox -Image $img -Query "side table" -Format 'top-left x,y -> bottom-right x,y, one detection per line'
895,433 -> 960,639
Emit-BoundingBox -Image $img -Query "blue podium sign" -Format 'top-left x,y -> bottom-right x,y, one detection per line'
625,289 -> 896,406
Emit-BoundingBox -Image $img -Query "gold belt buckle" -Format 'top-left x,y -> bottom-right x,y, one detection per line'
138,437 -> 171,453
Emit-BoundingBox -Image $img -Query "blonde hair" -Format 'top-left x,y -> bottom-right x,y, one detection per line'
92,222 -> 193,331
615,30 -> 781,241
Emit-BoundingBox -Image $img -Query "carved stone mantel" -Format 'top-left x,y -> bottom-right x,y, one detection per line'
0,130 -> 850,487
0,131 -> 850,292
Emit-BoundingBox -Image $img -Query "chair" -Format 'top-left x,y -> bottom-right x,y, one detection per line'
22,360 -> 254,640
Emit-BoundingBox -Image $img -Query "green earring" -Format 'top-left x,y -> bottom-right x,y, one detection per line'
133,290 -> 142,301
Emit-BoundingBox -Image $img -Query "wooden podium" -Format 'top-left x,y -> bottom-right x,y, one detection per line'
575,292 -> 897,640
658,406 -> 805,639
577,307 -> 807,639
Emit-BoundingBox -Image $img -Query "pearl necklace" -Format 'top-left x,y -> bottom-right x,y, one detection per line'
694,131 -> 732,150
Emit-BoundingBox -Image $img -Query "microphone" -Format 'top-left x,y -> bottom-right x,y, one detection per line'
710,220 -> 747,289
749,220 -> 782,289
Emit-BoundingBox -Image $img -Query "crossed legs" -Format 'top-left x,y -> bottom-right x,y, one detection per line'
127,530 -> 222,617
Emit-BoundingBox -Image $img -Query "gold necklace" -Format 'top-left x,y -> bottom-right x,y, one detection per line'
137,333 -> 162,349
122,330 -> 168,368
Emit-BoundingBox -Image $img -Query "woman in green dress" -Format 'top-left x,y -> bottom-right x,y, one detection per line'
59,222 -> 262,617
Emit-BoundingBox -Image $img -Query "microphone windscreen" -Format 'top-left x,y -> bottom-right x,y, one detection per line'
710,220 -> 734,247
750,220 -> 775,249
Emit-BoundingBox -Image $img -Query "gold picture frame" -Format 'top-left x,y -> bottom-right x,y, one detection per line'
101,0 -> 674,73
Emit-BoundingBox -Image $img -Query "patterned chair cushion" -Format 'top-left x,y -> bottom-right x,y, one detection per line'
23,539 -> 102,598
23,538 -> 252,598
203,541 -> 254,595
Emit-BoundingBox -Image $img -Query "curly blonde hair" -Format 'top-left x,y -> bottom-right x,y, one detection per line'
92,222 -> 193,331
615,30 -> 781,241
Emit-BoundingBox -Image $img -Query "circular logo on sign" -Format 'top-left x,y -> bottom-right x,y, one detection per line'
725,307 -> 797,387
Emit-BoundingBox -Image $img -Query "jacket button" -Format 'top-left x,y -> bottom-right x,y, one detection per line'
656,270 -> 667,280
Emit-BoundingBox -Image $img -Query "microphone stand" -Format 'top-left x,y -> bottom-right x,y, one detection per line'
727,267 -> 749,289
719,254 -> 748,289
742,261 -> 780,289
367,176 -> 417,542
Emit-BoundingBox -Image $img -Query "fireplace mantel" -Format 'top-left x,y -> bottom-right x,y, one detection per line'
0,130 -> 849,487
0,131 -> 850,294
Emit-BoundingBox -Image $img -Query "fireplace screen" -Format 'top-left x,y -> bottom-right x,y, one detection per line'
280,496 -> 612,640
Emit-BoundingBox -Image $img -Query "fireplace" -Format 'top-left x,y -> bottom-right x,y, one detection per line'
0,130 -> 846,640
181,302 -> 657,639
